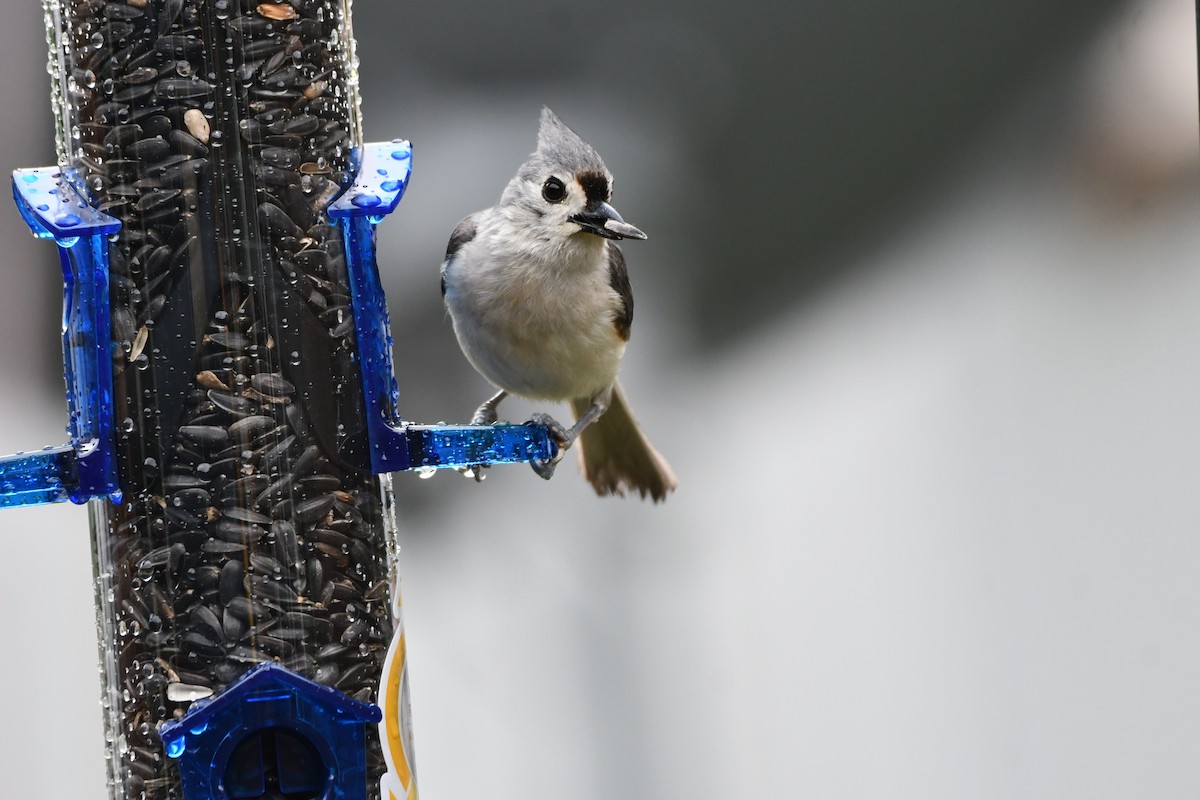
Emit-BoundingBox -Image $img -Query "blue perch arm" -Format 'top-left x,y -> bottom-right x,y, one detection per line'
0,168 -> 121,508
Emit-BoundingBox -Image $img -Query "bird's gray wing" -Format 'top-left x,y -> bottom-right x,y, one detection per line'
441,213 -> 479,297
607,243 -> 633,341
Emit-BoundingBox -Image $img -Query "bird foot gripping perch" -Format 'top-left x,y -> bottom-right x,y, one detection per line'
526,412 -> 572,480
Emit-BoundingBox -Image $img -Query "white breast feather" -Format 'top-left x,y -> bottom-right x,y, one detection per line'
444,220 -> 625,403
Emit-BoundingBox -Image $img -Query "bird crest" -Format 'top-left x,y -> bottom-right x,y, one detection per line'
531,107 -> 609,177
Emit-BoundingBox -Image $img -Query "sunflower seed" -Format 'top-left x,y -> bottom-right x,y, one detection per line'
294,494 -> 335,525
166,682 -> 213,703
208,390 -> 256,417
127,136 -> 171,162
223,506 -> 271,526
212,518 -> 267,544
182,108 -> 209,143
257,3 -> 298,21
190,604 -> 222,639
229,415 -> 275,442
179,425 -> 229,449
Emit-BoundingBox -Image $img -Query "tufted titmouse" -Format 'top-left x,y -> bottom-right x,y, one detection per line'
440,108 -> 677,501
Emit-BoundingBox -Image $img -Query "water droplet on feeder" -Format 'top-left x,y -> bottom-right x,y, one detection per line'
351,192 -> 381,208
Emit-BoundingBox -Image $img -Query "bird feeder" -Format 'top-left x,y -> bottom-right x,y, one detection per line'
0,2 -> 554,799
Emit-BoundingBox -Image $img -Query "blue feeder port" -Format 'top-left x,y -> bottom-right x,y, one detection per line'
160,663 -> 382,800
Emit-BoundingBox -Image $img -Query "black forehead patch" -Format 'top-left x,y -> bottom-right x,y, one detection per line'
576,170 -> 610,204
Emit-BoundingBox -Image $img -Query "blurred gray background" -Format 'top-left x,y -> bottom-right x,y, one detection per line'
2,0 -> 1199,797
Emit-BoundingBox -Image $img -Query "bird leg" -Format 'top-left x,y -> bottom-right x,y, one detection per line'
528,399 -> 608,480
460,391 -> 510,482
471,390 -> 508,425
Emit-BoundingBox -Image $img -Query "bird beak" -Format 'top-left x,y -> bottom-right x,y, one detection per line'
569,201 -> 647,241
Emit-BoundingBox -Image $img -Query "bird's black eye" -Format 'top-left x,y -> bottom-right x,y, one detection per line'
542,177 -> 566,203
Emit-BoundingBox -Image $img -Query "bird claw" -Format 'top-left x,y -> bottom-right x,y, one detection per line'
528,412 -> 571,448
471,390 -> 509,426
471,405 -> 498,426
530,457 -> 558,480
528,412 -> 570,481
456,464 -> 489,482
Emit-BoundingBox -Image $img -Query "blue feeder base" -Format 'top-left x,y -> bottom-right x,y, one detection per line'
160,663 -> 382,800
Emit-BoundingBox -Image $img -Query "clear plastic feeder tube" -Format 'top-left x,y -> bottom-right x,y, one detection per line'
43,2 -> 410,798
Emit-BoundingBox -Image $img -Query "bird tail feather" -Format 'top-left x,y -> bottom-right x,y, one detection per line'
571,382 -> 677,502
